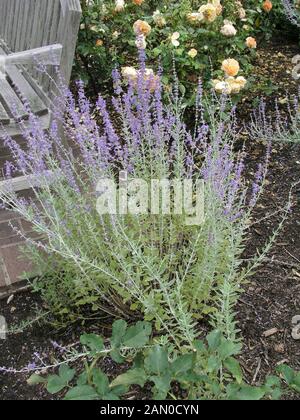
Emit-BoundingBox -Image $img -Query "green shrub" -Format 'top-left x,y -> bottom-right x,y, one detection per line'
1,58 -> 288,346
76,0 -> 276,101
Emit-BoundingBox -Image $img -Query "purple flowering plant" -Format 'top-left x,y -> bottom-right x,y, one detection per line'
249,91 -> 300,144
0,48 -> 284,347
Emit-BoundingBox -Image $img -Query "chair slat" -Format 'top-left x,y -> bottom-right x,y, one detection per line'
0,100 -> 10,124
0,46 -> 47,117
6,66 -> 48,116
0,78 -> 28,120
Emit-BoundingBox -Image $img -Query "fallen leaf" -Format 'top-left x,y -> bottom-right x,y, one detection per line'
263,328 -> 278,338
274,344 -> 285,353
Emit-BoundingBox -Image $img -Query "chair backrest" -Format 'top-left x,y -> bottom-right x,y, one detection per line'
0,0 -> 81,95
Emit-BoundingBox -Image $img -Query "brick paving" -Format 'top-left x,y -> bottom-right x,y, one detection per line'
0,192 -> 35,292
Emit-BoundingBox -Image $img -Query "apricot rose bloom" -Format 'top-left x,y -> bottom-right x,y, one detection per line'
121,66 -> 138,82
187,12 -> 203,23
171,32 -> 180,47
209,0 -> 223,16
153,10 -> 166,27
212,76 -> 247,95
235,76 -> 247,89
220,20 -> 237,37
133,20 -> 152,36
133,0 -> 144,5
262,0 -> 273,12
221,58 -> 240,77
121,67 -> 159,92
199,4 -> 218,23
188,48 -> 198,58
246,37 -> 257,49
212,80 -> 232,95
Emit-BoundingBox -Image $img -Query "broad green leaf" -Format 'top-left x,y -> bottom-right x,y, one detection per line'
171,354 -> 194,377
92,369 -> 109,396
110,385 -> 128,397
27,374 -> 46,386
77,372 -> 88,386
64,385 -> 99,401
122,321 -> 152,348
59,364 -> 75,384
234,385 -> 266,401
144,346 -> 169,375
47,375 -> 67,394
102,392 -> 120,400
179,372 -> 208,385
207,355 -> 221,373
277,365 -> 295,385
110,349 -> 125,364
132,351 -> 144,369
292,373 -> 300,392
207,330 -> 222,351
224,357 -> 243,384
218,340 -> 242,360
80,334 -> 104,353
111,319 -> 127,348
193,339 -> 206,353
110,368 -> 146,388
151,374 -> 172,400
265,375 -> 281,389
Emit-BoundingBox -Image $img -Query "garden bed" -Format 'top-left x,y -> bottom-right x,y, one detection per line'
1,138 -> 299,400
1,35 -> 300,400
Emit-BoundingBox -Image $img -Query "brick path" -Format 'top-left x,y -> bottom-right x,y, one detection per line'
0,191 -> 36,293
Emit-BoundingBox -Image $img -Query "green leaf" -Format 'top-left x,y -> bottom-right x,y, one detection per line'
234,385 -> 266,401
292,373 -> 300,392
64,385 -> 99,400
277,365 -> 295,385
171,354 -> 194,377
207,355 -> 221,373
207,330 -> 222,351
47,375 -> 68,394
224,357 -> 243,384
111,319 -> 127,348
193,339 -> 206,353
122,321 -> 152,348
77,372 -> 88,386
110,368 -> 147,388
110,349 -> 125,364
92,369 -> 109,396
218,339 -> 242,360
27,374 -> 46,386
59,364 -> 75,384
265,375 -> 281,389
110,385 -> 128,397
144,346 -> 169,376
151,374 -> 172,400
102,392 -> 120,400
132,352 -> 144,369
46,363 -> 75,394
80,334 -> 104,353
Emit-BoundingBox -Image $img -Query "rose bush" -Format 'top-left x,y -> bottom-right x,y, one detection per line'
76,0 -> 286,102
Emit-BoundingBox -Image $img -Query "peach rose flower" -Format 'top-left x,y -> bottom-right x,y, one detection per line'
245,37 -> 257,49
221,59 -> 240,77
133,20 -> 152,36
262,0 -> 273,12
